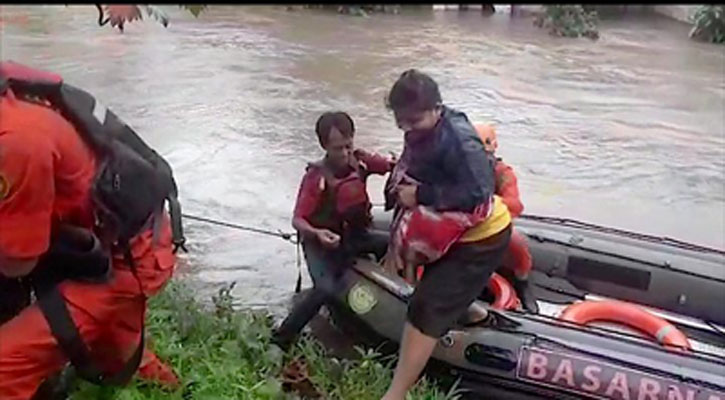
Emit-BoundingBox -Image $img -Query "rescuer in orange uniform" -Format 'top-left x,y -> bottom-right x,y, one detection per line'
0,66 -> 178,399
475,124 -> 538,313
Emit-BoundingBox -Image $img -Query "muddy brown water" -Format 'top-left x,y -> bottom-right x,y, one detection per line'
2,5 -> 723,311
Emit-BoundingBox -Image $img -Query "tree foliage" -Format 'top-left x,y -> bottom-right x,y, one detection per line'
534,5 -> 600,40
690,5 -> 725,44
291,5 -> 401,17
93,4 -> 207,32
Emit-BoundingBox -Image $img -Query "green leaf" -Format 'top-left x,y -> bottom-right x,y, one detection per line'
254,377 -> 283,399
181,4 -> 208,18
143,5 -> 169,27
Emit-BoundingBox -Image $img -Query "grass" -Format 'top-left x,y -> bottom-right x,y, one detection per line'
69,281 -> 462,400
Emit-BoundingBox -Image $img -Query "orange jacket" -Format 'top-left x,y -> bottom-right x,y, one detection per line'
495,159 -> 524,218
473,124 -> 524,218
0,89 -> 97,259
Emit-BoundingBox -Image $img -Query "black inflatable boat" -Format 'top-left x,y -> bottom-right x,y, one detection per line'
323,210 -> 725,399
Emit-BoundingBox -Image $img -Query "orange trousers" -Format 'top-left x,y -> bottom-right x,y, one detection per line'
0,220 -> 176,400
502,228 -> 532,279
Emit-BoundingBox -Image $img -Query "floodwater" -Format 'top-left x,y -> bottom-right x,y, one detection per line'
2,5 -> 723,310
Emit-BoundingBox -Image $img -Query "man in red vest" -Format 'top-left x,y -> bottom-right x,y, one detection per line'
273,111 -> 393,350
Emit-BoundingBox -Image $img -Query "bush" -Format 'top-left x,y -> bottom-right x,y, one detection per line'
535,5 -> 600,40
69,281 -> 460,400
294,5 -> 401,17
581,5 -> 643,18
690,5 -> 725,44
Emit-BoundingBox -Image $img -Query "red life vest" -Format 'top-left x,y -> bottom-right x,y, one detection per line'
308,156 -> 371,233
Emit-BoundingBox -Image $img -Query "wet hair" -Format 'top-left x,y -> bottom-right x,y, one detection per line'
315,111 -> 355,147
386,69 -> 442,113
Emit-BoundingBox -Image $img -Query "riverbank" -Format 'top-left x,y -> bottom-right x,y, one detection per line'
433,5 -> 700,24
4,4 -> 722,309
70,280 -> 460,400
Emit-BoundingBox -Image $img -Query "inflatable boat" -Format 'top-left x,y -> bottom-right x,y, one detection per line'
323,210 -> 725,399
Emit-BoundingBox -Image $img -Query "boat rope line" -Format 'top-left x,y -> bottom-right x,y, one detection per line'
706,320 -> 725,339
522,214 -> 725,256
182,213 -> 298,244
181,213 -> 304,293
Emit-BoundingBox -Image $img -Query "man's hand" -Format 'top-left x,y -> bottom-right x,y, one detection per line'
396,184 -> 418,209
315,229 -> 341,249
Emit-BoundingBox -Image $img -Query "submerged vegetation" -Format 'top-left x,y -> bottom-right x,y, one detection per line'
290,5 -> 402,17
89,3 -> 400,32
535,5 -> 600,40
690,5 -> 725,44
70,281 -> 461,400
87,4 -> 723,46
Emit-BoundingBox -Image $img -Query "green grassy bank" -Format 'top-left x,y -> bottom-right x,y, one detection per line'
70,281 -> 460,400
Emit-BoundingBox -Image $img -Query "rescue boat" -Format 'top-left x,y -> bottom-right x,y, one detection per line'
322,209 -> 725,399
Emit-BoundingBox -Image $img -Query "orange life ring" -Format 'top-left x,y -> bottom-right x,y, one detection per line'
413,268 -> 520,311
488,272 -> 521,310
559,300 -> 691,350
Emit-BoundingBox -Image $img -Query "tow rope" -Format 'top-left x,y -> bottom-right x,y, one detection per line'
182,213 -> 298,243
181,213 -> 303,293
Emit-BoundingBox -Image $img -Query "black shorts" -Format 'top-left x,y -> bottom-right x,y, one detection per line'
407,225 -> 512,338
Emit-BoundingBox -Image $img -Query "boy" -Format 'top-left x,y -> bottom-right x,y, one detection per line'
272,111 -> 394,349
382,70 -> 512,400
475,124 -> 538,313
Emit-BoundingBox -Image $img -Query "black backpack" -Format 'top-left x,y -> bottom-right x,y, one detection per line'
1,60 -> 186,387
0,61 -> 185,248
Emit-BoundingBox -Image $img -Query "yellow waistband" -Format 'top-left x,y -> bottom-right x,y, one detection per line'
459,196 -> 511,243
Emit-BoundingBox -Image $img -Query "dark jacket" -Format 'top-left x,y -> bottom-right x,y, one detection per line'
388,106 -> 496,213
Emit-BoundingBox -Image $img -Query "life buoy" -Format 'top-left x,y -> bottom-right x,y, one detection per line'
413,267 -> 520,311
0,60 -> 62,86
488,272 -> 521,310
559,300 -> 691,350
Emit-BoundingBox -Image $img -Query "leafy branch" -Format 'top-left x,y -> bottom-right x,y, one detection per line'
93,4 -> 207,32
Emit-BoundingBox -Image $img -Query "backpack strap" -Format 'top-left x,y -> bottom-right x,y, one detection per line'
167,187 -> 186,252
37,285 -> 144,386
35,212 -> 162,387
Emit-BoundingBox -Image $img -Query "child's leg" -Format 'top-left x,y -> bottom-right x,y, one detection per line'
505,229 -> 532,280
504,229 -> 538,313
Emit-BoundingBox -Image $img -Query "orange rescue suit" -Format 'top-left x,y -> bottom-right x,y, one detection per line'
0,89 -> 177,399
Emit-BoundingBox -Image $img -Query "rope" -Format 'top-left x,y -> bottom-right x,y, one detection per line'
181,213 -> 298,244
706,320 -> 725,338
295,239 -> 302,293
181,213 -> 304,292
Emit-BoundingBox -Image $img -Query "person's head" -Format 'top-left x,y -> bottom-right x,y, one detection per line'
386,69 -> 442,135
475,124 -> 498,153
315,111 -> 355,169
